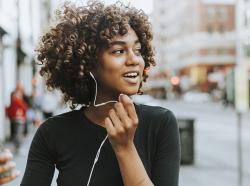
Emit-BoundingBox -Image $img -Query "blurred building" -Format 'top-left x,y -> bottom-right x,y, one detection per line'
0,0 -> 52,140
235,0 -> 250,109
153,0 -> 236,98
242,0 -> 250,59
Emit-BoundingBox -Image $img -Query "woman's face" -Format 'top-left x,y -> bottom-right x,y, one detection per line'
93,28 -> 145,99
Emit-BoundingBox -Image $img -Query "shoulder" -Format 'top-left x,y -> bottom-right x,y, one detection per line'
135,103 -> 176,123
135,103 -> 178,135
135,104 -> 179,144
38,109 -> 79,132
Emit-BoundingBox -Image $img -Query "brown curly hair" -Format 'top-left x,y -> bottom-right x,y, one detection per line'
37,0 -> 155,109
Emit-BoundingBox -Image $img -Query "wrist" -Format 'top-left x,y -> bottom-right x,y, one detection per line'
113,143 -> 137,157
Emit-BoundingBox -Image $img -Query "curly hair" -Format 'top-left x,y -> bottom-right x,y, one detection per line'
37,0 -> 155,109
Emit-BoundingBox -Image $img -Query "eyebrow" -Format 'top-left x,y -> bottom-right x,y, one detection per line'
108,40 -> 141,47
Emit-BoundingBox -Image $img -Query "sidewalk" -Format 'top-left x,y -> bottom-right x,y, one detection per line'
162,100 -> 250,186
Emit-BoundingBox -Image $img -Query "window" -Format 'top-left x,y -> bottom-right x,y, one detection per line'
208,48 -> 217,55
244,44 -> 250,57
207,7 -> 215,20
218,7 -> 227,21
245,9 -> 250,28
218,48 -> 225,54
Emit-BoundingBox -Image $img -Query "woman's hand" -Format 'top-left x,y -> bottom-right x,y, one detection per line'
105,94 -> 138,153
0,149 -> 20,185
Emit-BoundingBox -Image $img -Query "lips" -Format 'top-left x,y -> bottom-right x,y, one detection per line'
122,71 -> 140,84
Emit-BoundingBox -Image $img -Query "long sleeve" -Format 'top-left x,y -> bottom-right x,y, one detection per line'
21,122 -> 56,186
151,110 -> 181,186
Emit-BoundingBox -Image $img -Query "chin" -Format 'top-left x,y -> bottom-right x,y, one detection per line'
121,88 -> 139,96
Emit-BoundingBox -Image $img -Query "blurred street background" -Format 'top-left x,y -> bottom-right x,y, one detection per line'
0,0 -> 250,186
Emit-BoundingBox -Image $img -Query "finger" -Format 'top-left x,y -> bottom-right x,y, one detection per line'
0,161 -> 16,174
0,170 -> 20,185
114,102 -> 131,128
104,117 -> 116,136
119,94 -> 138,125
0,150 -> 13,163
109,109 -> 124,132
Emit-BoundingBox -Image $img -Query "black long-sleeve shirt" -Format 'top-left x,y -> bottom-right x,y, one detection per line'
21,104 -> 180,186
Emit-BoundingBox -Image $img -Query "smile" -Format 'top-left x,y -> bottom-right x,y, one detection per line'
123,71 -> 140,84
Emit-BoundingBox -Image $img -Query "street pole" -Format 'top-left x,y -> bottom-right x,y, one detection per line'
0,34 -> 5,142
235,1 -> 250,186
0,27 -> 8,141
234,64 -> 249,186
236,111 -> 243,186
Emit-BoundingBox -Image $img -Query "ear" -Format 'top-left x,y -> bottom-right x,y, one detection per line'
143,66 -> 150,74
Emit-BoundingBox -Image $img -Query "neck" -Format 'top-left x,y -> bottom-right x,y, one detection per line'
93,92 -> 119,105
84,102 -> 116,127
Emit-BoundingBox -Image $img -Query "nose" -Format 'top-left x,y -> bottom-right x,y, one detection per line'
125,49 -> 140,66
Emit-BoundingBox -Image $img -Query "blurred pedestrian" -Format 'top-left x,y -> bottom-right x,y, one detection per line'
0,148 -> 20,185
6,83 -> 28,153
21,1 -> 180,186
27,90 -> 43,127
41,91 -> 59,119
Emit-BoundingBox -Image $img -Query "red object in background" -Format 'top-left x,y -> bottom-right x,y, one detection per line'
6,93 -> 28,122
171,76 -> 180,86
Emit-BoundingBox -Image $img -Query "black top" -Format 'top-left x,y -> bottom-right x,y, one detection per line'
21,104 -> 180,186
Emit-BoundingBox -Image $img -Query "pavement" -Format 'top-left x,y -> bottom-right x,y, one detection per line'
163,100 -> 250,186
3,99 -> 250,186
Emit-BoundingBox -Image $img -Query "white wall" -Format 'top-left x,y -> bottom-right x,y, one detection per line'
0,64 -> 5,141
0,0 -> 44,140
0,0 -> 18,140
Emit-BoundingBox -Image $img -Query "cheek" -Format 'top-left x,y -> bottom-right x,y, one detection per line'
99,56 -> 124,71
110,56 -> 127,65
104,57 -> 126,73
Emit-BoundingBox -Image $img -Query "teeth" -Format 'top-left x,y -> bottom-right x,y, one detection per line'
124,72 -> 138,77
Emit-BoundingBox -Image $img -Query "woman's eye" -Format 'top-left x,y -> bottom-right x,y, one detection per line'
112,49 -> 125,55
134,48 -> 142,56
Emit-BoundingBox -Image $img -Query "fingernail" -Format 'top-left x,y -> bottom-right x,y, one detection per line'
119,93 -> 124,101
119,93 -> 125,98
124,94 -> 132,102
9,161 -> 16,168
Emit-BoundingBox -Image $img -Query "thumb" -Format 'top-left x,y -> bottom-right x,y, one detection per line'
119,94 -> 132,104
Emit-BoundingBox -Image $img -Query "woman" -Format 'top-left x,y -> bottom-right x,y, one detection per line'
6,85 -> 28,153
21,1 -> 180,186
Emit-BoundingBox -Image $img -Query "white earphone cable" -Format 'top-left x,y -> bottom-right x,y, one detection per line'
85,72 -> 117,185
89,72 -> 118,107
86,134 -> 108,186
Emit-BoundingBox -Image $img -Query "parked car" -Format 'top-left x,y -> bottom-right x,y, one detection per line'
183,91 -> 212,103
132,94 -> 160,106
